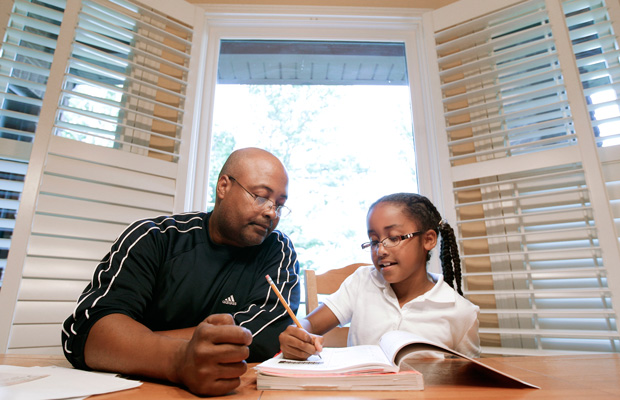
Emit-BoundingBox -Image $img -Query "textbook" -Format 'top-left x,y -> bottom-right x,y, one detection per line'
255,330 -> 539,390
255,349 -> 423,391
256,366 -> 423,391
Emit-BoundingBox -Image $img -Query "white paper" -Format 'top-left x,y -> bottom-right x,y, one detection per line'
255,346 -> 397,375
0,365 -> 142,400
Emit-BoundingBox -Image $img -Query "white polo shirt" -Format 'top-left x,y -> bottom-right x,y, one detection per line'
322,265 -> 480,358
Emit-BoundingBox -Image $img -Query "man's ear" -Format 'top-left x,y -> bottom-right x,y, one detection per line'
423,229 -> 438,251
215,175 -> 232,200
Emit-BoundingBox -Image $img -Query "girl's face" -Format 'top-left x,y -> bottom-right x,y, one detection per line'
366,202 -> 437,286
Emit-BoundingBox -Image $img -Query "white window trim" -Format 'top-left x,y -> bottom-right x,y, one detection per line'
188,5 -> 445,232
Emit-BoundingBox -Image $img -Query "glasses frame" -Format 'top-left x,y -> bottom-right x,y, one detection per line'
227,176 -> 291,218
361,230 -> 423,251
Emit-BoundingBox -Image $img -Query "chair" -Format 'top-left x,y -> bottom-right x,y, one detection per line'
303,263 -> 371,347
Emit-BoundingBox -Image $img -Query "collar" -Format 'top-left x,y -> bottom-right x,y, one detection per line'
369,268 -> 457,304
424,273 -> 458,304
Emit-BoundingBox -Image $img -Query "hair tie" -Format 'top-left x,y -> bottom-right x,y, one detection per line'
438,219 -> 447,229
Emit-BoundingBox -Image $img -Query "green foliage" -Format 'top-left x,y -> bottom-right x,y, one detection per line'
247,85 -> 334,166
206,130 -> 236,209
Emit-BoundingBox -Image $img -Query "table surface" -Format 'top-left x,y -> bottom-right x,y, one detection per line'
2,353 -> 619,399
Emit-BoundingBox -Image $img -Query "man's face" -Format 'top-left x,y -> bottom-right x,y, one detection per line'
214,160 -> 289,247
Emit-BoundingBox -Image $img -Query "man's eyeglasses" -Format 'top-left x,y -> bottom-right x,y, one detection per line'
361,231 -> 423,251
228,176 -> 291,218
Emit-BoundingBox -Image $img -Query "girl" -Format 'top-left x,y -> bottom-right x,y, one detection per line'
279,193 -> 480,359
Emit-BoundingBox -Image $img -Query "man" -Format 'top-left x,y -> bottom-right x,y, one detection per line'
61,148 -> 300,396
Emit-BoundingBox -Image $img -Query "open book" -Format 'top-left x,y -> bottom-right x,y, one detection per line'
255,330 -> 539,390
255,347 -> 423,391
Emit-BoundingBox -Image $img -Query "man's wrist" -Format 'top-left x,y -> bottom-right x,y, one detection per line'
166,338 -> 189,385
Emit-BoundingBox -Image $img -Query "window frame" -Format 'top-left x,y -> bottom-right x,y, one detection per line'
191,5 -> 444,236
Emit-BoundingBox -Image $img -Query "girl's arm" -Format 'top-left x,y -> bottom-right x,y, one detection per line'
278,304 -> 340,360
454,311 -> 481,358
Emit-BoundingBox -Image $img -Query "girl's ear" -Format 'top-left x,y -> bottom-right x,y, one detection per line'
422,229 -> 438,251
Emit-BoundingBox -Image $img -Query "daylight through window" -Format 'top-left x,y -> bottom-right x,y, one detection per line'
209,40 -> 417,273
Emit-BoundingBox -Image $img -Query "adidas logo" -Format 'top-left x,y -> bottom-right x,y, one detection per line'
222,295 -> 237,306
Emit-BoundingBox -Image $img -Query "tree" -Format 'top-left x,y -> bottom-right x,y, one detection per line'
206,129 -> 236,209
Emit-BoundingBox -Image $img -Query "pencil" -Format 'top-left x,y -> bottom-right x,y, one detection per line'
265,274 -> 322,359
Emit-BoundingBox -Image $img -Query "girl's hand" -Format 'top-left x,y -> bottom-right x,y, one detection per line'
278,324 -> 324,360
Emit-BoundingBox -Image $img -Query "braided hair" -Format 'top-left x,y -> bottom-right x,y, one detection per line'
368,193 -> 464,296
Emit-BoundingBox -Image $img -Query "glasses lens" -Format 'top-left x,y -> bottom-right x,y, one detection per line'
253,196 -> 270,208
362,241 -> 380,251
384,237 -> 400,248
252,196 -> 291,218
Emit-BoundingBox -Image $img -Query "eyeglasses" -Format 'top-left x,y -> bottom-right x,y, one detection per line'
361,231 -> 423,251
228,176 -> 291,218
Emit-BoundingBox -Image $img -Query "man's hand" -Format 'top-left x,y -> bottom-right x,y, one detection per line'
173,314 -> 253,396
278,324 -> 323,360
84,314 -> 252,397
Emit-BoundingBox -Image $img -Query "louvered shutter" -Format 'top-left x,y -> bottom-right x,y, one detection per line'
423,0 -> 620,355
0,0 -> 202,354
0,0 -> 65,288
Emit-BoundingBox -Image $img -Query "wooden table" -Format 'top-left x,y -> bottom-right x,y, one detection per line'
2,353 -> 619,399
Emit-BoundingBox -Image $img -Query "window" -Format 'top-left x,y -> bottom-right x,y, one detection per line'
208,40 -> 418,272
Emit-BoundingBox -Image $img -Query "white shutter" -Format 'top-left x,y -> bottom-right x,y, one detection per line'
0,0 -> 202,354
58,0 -> 191,158
563,0 -> 620,239
424,0 -> 620,355
601,146 -> 620,237
0,0 -> 65,287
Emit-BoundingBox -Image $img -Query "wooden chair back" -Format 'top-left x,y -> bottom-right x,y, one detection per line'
303,263 -> 371,347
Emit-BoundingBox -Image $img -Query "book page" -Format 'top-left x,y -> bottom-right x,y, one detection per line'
378,330 -> 540,389
255,345 -> 398,375
378,330 -> 442,364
